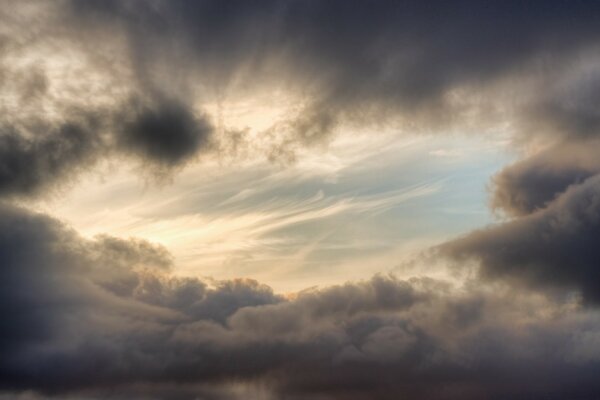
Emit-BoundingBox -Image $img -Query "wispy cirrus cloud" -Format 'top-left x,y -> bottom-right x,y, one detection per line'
30,134 -> 504,290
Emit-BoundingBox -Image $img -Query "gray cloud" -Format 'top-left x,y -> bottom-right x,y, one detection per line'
444,171 -> 600,304
119,98 -> 213,168
2,0 -> 600,195
68,0 -> 600,142
5,1 -> 600,398
0,119 -> 101,197
526,64 -> 600,140
2,204 -> 600,399
0,203 -> 282,395
0,97 -> 215,197
0,2 -> 217,197
491,140 -> 600,216
444,137 -> 600,305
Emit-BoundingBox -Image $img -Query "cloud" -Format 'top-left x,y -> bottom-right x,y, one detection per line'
0,2 -> 217,197
0,94 -> 214,197
0,118 -> 101,197
119,98 -> 213,168
525,61 -> 600,140
441,138 -> 600,306
2,204 -> 600,399
2,0 -> 600,195
0,203 -> 282,395
67,0 -> 600,147
4,1 -> 600,398
491,139 -> 600,216
444,170 -> 600,304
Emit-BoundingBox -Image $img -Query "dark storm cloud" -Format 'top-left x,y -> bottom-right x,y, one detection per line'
0,120 -> 100,197
491,140 -> 600,216
2,204 -> 600,399
445,141 -> 600,304
120,98 -> 212,167
444,171 -> 600,304
0,203 -> 283,394
68,0 -> 600,138
0,1 -> 216,197
527,65 -> 600,140
5,1 -> 600,398
3,0 -> 600,194
0,96 -> 214,197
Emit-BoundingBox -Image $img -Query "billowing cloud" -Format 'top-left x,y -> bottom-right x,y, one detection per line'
442,133 -> 600,304
2,0 -> 600,197
4,1 -> 600,398
0,1 -> 217,197
67,0 -> 600,134
0,96 -> 214,197
1,204 -> 600,399
444,168 -> 600,304
491,140 -> 600,216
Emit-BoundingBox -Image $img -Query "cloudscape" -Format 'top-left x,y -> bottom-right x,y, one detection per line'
3,1 -> 600,399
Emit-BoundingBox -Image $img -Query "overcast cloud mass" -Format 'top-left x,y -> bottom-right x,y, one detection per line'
3,0 -> 600,399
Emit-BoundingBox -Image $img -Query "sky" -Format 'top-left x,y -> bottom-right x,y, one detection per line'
2,1 -> 600,399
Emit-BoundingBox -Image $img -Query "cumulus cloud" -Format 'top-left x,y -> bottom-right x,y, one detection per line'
444,170 -> 600,304
491,139 -> 600,216
0,203 -> 282,394
5,1 -> 600,398
1,204 -> 600,399
443,131 -> 600,304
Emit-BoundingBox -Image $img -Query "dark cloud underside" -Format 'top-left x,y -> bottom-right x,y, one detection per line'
0,120 -> 100,197
3,1 -> 600,399
1,204 -> 600,400
2,0 -> 600,195
120,98 -> 212,167
70,0 -> 600,135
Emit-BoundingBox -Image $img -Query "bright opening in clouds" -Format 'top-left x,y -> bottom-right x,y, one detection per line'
3,1 -> 600,399
32,132 -> 509,291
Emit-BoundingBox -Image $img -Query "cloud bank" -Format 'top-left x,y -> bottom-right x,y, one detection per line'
2,204 -> 600,400
3,0 -> 600,399
2,0 -> 600,193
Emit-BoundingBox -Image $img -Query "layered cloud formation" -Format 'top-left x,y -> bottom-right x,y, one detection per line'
3,0 -> 600,399
3,203 -> 600,400
3,0 -> 600,193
